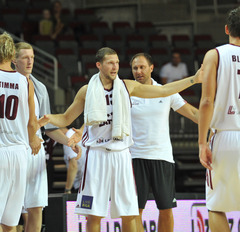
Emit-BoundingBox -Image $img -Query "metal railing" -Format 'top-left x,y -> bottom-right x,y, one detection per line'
1,0 -> 238,93
0,28 -> 58,92
82,0 -> 139,8
195,0 -> 238,16
81,0 -> 238,21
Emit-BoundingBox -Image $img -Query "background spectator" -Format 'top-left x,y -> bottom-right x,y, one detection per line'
39,9 -> 53,36
159,51 -> 188,84
51,1 -> 69,39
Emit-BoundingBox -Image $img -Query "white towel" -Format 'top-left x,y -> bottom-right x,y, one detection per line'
84,72 -> 130,140
84,72 -> 107,125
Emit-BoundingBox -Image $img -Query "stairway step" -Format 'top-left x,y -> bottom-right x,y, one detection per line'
52,181 -> 66,189
54,164 -> 67,172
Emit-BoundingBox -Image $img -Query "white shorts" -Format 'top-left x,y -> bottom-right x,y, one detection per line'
24,144 -> 48,209
75,147 -> 139,218
0,145 -> 28,226
63,129 -> 86,190
206,130 -> 240,212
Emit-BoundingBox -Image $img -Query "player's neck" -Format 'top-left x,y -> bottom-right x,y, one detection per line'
144,77 -> 152,85
229,36 -> 240,46
0,62 -> 14,71
100,74 -> 113,89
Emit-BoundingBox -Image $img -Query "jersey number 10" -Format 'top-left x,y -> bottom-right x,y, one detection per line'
0,94 -> 19,120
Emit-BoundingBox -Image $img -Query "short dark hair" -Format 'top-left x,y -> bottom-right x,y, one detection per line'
227,7 -> 240,38
130,53 -> 153,67
95,47 -> 117,63
171,50 -> 181,56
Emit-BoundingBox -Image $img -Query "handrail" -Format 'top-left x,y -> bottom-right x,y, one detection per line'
0,28 -> 59,91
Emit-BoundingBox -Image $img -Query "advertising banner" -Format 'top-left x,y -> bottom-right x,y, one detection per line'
66,199 -> 240,232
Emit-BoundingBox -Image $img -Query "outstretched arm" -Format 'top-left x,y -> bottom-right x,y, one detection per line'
46,128 -> 69,146
125,68 -> 202,98
46,85 -> 87,127
198,49 -> 218,170
176,103 -> 199,124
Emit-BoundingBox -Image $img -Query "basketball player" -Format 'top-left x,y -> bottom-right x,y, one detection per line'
198,7 -> 240,232
13,42 -> 77,232
129,53 -> 199,232
45,47 -> 202,232
0,32 -> 43,232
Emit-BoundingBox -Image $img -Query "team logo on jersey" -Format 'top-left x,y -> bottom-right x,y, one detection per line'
159,100 -> 163,103
80,195 -> 93,209
227,105 -> 240,115
228,105 -> 236,114
96,137 -> 104,144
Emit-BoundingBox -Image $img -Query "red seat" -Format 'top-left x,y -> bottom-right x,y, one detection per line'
171,34 -> 192,49
71,75 -> 88,84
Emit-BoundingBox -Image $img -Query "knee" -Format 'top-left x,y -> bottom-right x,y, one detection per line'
27,207 -> 43,219
1,224 -> 14,232
87,215 -> 102,224
208,210 -> 226,217
122,215 -> 137,223
159,208 -> 173,219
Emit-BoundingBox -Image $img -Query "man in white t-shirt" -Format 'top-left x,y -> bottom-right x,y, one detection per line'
160,51 -> 188,84
130,53 -> 199,232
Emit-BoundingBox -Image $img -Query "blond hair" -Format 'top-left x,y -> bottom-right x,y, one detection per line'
0,32 -> 15,63
15,42 -> 33,58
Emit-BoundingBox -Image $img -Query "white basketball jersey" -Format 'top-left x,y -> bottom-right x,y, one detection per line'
82,86 -> 133,151
211,44 -> 240,130
0,70 -> 29,147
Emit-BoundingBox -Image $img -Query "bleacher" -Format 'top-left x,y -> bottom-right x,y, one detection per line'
0,0 -> 238,194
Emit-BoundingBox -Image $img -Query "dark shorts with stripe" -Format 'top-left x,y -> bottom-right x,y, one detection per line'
132,158 -> 176,210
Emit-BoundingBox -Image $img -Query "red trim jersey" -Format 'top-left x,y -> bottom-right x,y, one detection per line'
211,44 -> 240,130
0,70 -> 29,148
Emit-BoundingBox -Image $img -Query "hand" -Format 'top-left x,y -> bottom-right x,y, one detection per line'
68,128 -> 82,147
199,143 -> 212,170
29,135 -> 43,155
194,64 -> 203,84
71,144 -> 82,160
37,115 -> 50,130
